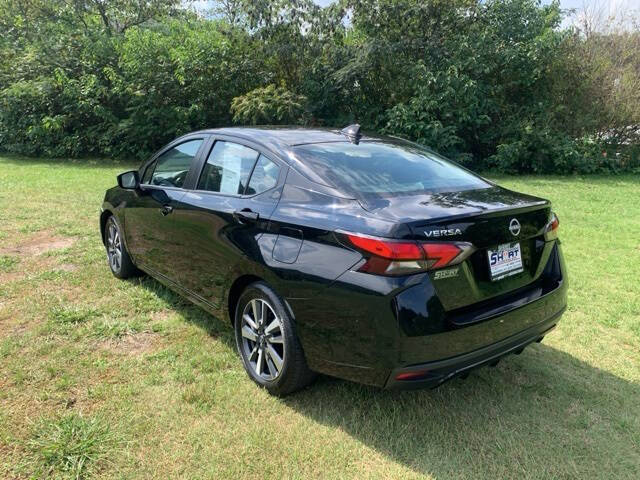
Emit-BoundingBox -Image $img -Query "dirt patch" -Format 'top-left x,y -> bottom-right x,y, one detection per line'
0,271 -> 23,283
0,230 -> 74,257
7,322 -> 30,338
57,263 -> 79,272
99,332 -> 158,355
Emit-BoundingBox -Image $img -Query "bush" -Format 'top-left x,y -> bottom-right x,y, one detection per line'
231,84 -> 307,125
0,0 -> 638,173
383,66 -> 491,163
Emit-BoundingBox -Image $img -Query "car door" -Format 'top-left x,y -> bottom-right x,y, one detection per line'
124,136 -> 207,280
166,136 -> 286,308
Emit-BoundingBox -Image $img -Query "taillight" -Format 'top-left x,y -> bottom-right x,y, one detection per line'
544,212 -> 559,241
422,243 -> 464,269
344,233 -> 474,276
346,235 -> 423,260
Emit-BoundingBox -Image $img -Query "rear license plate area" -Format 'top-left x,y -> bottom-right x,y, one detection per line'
487,242 -> 523,281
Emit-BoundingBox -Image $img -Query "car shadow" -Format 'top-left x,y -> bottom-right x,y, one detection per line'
133,277 -> 639,477
282,343 -> 640,477
130,276 -> 237,349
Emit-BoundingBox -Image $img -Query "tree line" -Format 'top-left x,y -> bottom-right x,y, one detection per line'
1,0 -> 639,173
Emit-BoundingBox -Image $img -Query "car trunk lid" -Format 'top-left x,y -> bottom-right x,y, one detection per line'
361,186 -> 553,311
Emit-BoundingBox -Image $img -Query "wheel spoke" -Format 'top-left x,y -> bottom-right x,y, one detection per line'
248,345 -> 258,362
265,319 -> 280,335
241,325 -> 257,342
107,228 -> 114,248
243,314 -> 258,331
267,334 -> 283,344
251,300 -> 260,325
260,301 -> 268,326
256,347 -> 264,376
265,356 -> 277,378
266,345 -> 283,372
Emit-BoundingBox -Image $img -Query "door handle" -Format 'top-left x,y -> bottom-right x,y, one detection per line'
160,205 -> 174,216
233,209 -> 259,223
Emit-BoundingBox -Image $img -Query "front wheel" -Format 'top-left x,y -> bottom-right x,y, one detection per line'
105,216 -> 141,279
235,282 -> 316,396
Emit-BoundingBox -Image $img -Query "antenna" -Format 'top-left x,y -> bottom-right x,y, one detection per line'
340,124 -> 362,144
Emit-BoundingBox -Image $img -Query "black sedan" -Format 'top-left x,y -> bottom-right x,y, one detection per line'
100,125 -> 567,395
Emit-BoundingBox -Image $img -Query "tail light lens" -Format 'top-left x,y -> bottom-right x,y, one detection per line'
422,243 -> 466,269
346,235 -> 423,260
344,233 -> 474,276
544,212 -> 560,241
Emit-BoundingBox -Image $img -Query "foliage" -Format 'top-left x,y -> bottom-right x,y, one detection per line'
231,84 -> 307,125
0,0 -> 638,172
384,66 -> 490,164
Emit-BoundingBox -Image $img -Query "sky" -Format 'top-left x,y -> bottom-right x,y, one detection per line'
547,0 -> 634,11
315,0 -> 637,12
313,0 -> 640,29
191,0 -> 639,29
543,0 -> 639,29
192,0 -> 635,14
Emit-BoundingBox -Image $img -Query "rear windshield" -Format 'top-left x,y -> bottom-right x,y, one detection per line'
292,141 -> 489,196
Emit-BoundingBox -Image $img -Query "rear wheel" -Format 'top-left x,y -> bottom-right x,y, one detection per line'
105,216 -> 140,279
235,282 -> 316,396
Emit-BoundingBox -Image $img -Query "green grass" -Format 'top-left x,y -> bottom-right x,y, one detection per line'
23,413 -> 117,479
0,155 -> 639,479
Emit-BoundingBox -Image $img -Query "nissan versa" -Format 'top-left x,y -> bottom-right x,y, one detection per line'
100,125 -> 567,395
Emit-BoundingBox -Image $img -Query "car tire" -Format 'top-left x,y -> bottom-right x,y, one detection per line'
234,281 -> 316,396
105,215 -> 141,279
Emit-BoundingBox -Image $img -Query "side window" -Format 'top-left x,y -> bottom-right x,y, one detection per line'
246,155 -> 280,195
149,139 -> 203,188
197,141 -> 259,194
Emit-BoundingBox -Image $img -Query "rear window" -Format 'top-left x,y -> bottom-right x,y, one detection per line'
292,141 -> 489,196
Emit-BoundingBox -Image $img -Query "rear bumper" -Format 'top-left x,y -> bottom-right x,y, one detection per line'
384,306 -> 564,389
292,241 -> 567,388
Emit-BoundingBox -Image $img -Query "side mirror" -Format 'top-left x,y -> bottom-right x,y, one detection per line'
117,170 -> 140,190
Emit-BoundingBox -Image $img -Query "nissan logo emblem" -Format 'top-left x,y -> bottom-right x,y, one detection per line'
509,218 -> 521,236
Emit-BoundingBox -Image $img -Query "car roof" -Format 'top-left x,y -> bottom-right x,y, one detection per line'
191,126 -> 380,148
180,126 -> 430,200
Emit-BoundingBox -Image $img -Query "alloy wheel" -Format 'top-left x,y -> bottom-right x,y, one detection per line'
106,221 -> 122,272
240,298 -> 285,381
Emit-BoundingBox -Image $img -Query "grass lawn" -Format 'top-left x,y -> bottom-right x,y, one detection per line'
0,155 -> 639,479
